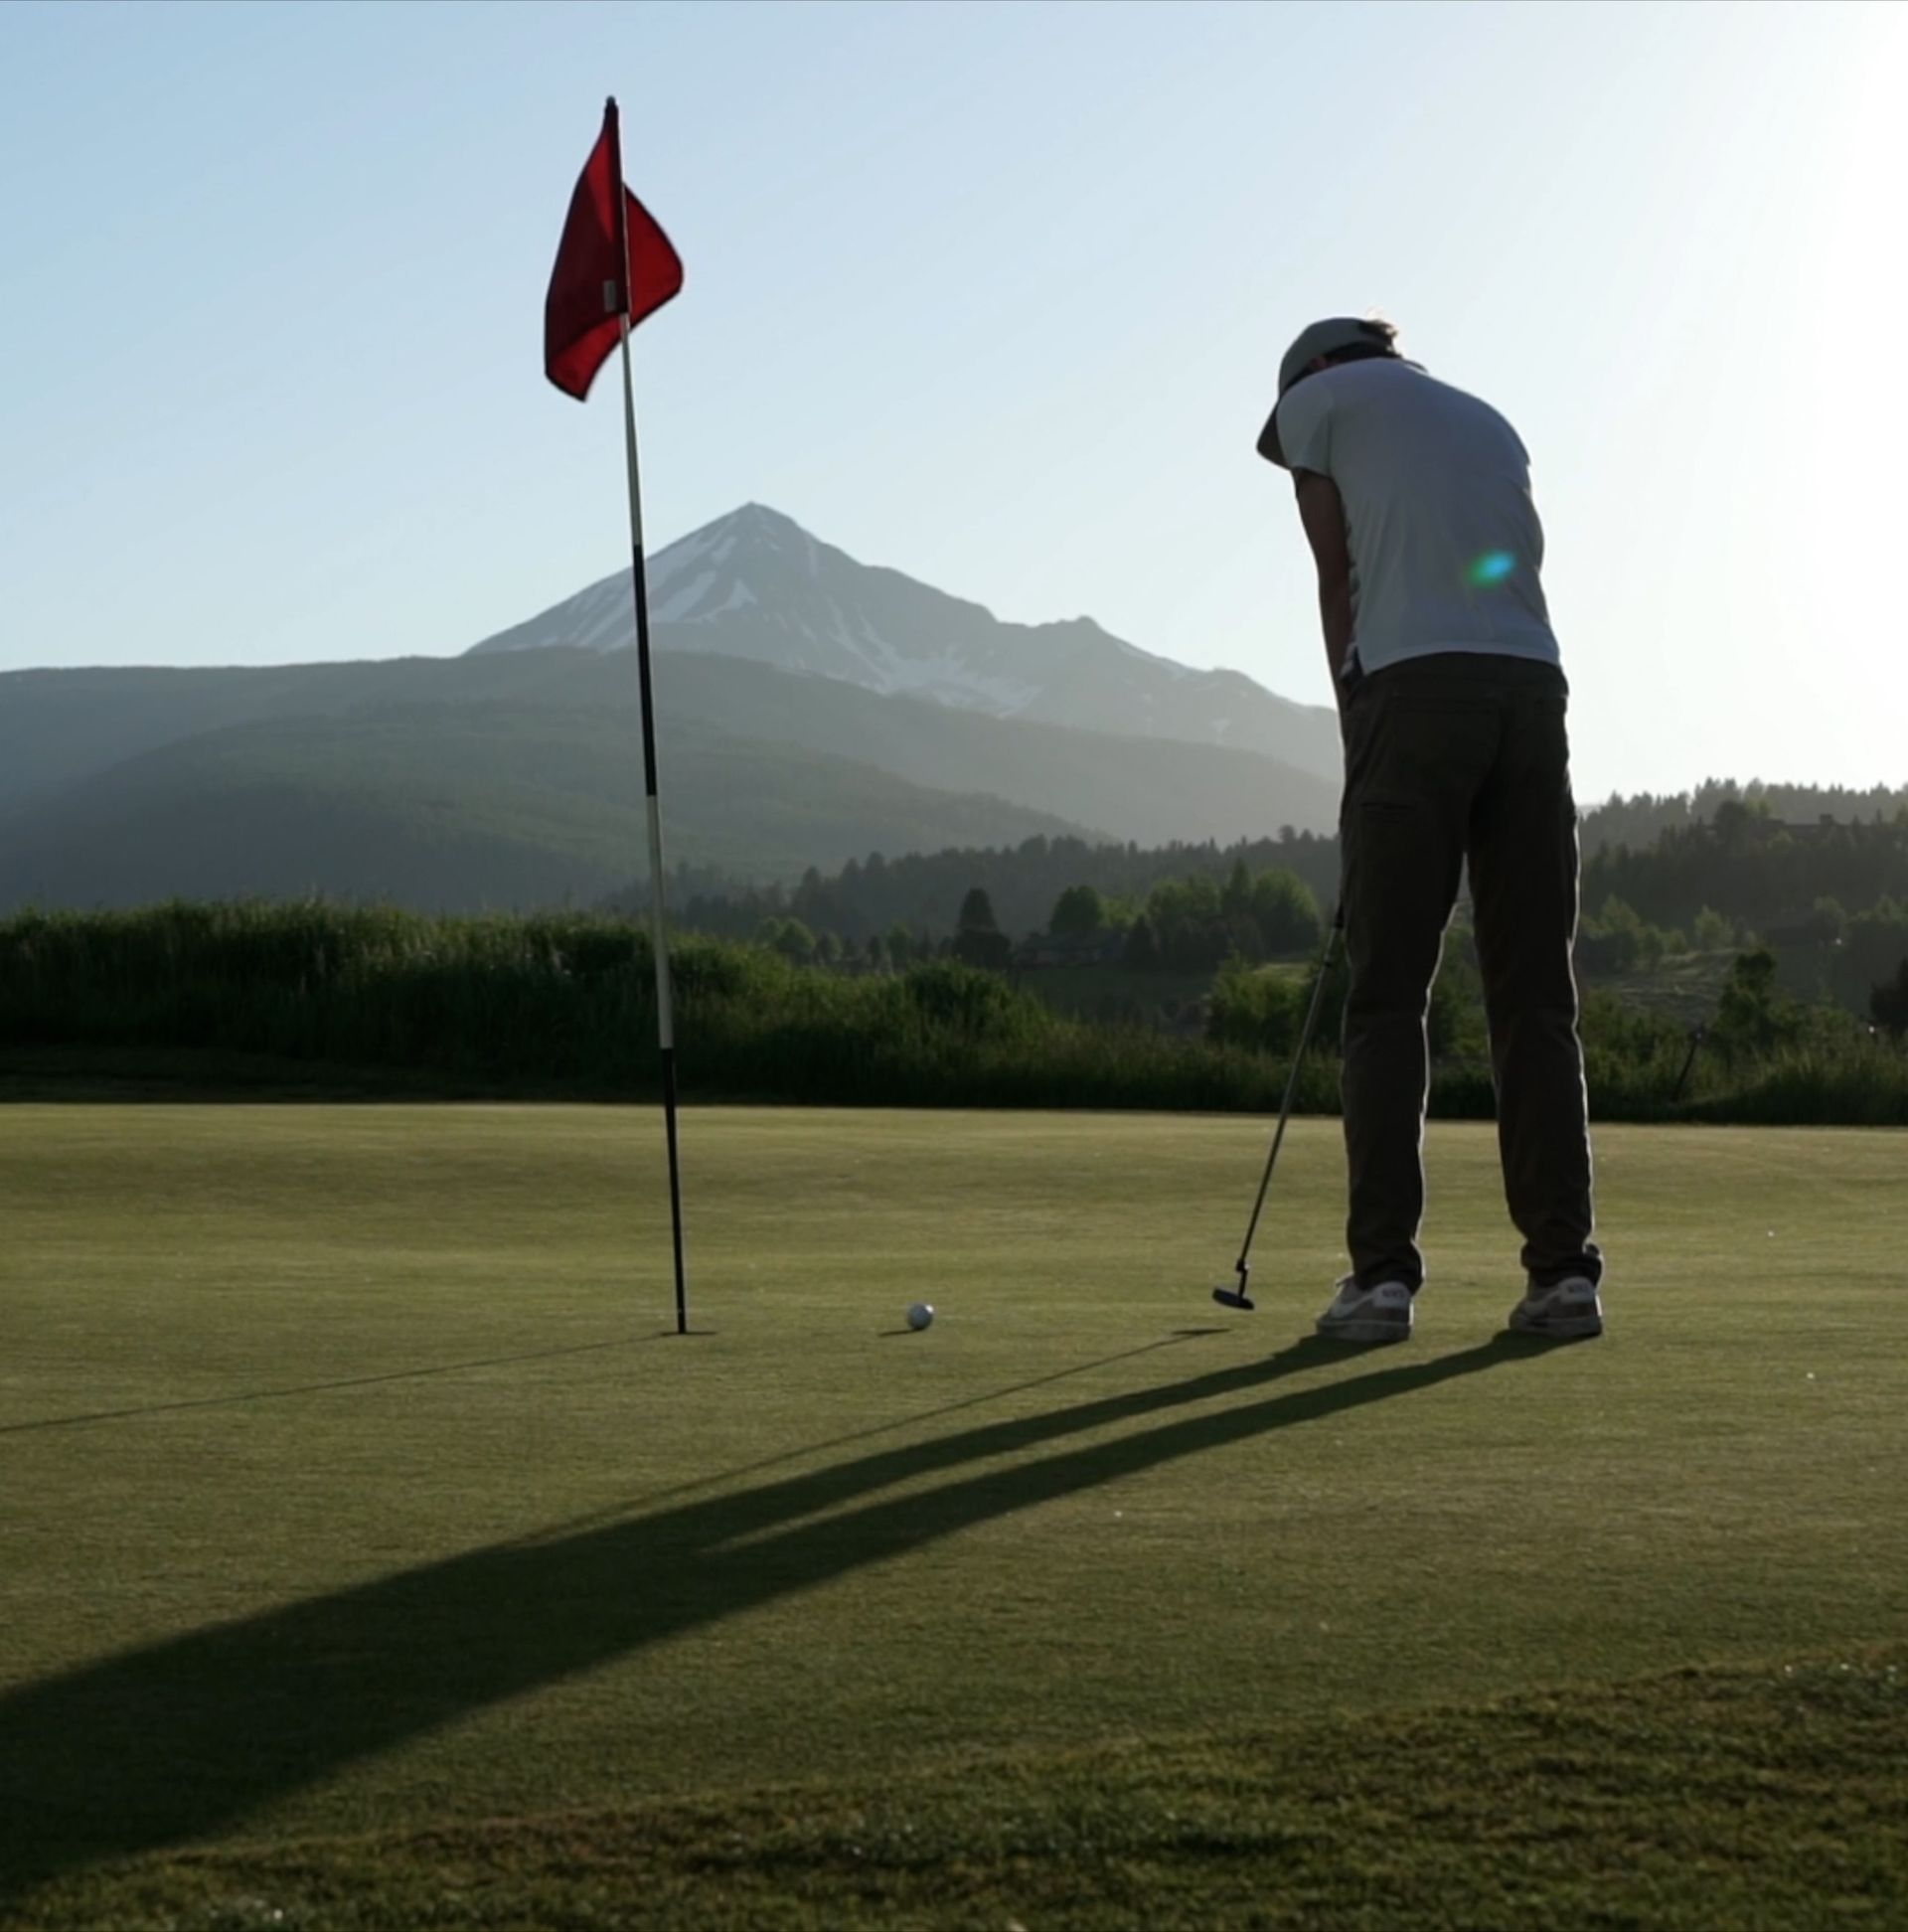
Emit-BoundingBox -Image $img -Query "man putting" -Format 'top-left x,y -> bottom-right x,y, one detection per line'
1258,317 -> 1602,1344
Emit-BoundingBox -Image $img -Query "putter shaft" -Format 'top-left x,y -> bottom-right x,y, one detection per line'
1215,907 -> 1343,1309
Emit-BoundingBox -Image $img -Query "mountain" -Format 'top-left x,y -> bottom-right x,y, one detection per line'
469,503 -> 1342,782
0,685 -> 1091,913
0,508 -> 1343,913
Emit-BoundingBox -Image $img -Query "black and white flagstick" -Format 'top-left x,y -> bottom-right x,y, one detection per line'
608,99 -> 689,1336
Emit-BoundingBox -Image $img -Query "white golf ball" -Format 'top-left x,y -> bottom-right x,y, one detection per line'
906,1302 -> 935,1331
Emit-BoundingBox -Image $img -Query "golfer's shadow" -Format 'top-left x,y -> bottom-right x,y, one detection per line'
0,1331 -> 1553,1905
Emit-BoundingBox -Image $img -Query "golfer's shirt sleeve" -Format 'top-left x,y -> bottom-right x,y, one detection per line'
1276,382 -> 1333,477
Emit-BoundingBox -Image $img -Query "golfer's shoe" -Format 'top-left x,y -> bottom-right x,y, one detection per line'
1508,1276 -> 1604,1340
1314,1277 -> 1414,1345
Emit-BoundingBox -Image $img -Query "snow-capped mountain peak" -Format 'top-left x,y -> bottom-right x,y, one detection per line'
466,506 -> 1340,780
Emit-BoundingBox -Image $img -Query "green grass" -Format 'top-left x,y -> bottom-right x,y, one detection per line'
2,1108 -> 1904,1927
1585,947 -> 1735,1027
13,1654 -> 1906,1931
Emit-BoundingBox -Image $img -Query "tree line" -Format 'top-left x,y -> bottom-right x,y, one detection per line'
745,860 -> 1330,975
656,829 -> 1345,953
11,900 -> 1908,1125
661,788 -> 1908,1019
647,782 -> 1908,964
1581,799 -> 1908,940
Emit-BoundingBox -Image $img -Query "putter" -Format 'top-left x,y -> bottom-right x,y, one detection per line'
1212,904 -> 1345,1311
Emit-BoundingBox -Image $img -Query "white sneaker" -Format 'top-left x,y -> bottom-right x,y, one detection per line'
1315,1277 -> 1414,1344
1508,1275 -> 1604,1340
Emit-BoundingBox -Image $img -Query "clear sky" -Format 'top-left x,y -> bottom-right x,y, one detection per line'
2,0 -> 1901,800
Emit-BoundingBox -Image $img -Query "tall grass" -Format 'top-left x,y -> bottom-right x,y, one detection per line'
3,902 -> 1904,1122
0,903 -> 1314,1111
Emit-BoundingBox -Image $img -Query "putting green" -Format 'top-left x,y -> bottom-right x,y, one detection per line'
1,1106 -> 1902,1924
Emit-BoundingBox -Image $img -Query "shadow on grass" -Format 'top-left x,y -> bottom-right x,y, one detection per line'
0,1340 -> 643,1437
0,1332 -> 1556,1905
527,1330 -> 1223,1538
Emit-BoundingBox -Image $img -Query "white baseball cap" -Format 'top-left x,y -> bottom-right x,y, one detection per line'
1278,317 -> 1402,396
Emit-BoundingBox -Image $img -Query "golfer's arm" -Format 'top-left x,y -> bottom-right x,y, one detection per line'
1294,470 -> 1353,697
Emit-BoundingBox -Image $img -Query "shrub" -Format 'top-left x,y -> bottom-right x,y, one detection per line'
6,902 -> 1907,1125
1207,960 -> 1312,1054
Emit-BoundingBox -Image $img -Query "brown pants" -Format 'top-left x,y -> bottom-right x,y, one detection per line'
1339,653 -> 1600,1292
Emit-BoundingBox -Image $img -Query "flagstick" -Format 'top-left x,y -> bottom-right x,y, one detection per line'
616,313 -> 690,1336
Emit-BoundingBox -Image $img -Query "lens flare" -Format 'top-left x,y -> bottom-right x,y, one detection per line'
1467,551 -> 1516,586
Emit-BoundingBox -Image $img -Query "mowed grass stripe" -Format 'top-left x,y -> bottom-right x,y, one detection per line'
11,1650 -> 1904,1931
1,1108 -> 1903,1913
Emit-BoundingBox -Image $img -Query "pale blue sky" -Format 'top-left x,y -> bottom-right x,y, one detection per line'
2,0 -> 1901,797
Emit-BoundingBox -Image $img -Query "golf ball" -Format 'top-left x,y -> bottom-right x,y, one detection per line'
907,1302 -> 935,1331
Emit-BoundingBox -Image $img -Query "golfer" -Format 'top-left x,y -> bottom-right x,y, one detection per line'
1257,318 -> 1603,1343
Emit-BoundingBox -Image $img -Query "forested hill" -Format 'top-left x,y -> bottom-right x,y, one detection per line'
658,832 -> 1345,949
1579,781 -> 1908,857
647,784 -> 1908,949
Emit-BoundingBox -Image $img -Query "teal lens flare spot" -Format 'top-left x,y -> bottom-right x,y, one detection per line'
1466,551 -> 1516,586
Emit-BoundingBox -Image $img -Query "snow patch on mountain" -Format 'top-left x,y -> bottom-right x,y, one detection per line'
655,570 -> 718,623
466,502 -> 1340,780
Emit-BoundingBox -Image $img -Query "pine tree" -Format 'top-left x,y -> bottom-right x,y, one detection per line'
957,886 -> 1000,934
1049,885 -> 1105,938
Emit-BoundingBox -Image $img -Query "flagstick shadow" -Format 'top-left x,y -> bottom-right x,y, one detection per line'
0,1339 -> 640,1437
0,1333 -> 1553,1906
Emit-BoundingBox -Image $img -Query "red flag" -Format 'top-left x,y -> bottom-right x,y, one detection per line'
545,98 -> 683,401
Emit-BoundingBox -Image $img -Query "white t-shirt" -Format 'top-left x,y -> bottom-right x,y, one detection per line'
1275,359 -> 1560,678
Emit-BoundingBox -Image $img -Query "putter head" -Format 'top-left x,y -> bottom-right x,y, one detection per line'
1211,1270 -> 1255,1312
